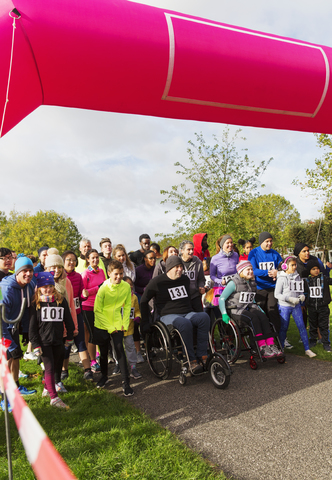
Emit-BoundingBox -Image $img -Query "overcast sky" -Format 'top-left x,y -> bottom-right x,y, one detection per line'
1,0 -> 331,252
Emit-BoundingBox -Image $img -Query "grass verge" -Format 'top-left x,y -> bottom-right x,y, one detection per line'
1,360 -> 230,480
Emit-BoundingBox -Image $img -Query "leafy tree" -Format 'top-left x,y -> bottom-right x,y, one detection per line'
160,127 -> 272,249
293,133 -> 332,213
0,210 -> 82,255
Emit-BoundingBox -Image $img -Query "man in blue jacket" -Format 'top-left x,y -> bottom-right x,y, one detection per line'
1,255 -> 37,403
248,232 -> 282,333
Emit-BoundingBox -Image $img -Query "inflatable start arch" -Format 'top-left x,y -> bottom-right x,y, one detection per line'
1,0 -> 332,136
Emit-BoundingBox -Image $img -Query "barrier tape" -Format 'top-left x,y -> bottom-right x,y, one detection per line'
0,342 -> 77,480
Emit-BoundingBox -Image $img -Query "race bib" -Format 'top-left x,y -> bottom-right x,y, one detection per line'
184,270 -> 195,281
74,297 -> 80,310
222,274 -> 235,284
168,285 -> 188,300
41,307 -> 64,322
289,281 -> 304,293
259,262 -> 274,271
239,292 -> 256,304
130,307 -> 135,320
309,286 -> 323,298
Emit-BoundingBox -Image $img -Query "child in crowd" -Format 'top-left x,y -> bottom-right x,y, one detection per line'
219,260 -> 282,358
29,272 -> 74,409
202,257 -> 220,326
81,249 -> 106,373
93,260 -> 134,396
304,258 -> 332,352
274,256 -> 316,358
122,276 -> 143,378
238,237 -> 255,261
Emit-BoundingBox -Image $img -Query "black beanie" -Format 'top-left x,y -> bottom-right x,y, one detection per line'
166,256 -> 183,273
259,232 -> 273,245
305,258 -> 320,275
293,243 -> 309,257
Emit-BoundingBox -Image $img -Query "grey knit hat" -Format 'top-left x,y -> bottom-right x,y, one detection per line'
259,232 -> 273,245
166,256 -> 183,273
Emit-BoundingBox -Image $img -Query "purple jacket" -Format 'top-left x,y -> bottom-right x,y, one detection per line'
135,264 -> 155,296
210,251 -> 239,286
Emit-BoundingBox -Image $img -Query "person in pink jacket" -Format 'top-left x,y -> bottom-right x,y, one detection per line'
81,249 -> 106,372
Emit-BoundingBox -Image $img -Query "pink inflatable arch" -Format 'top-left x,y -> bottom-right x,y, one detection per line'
1,0 -> 332,137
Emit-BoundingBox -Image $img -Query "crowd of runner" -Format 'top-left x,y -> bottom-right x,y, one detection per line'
1,231 -> 332,410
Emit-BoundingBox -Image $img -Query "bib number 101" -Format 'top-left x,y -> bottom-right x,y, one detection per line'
239,292 -> 256,304
41,307 -> 64,322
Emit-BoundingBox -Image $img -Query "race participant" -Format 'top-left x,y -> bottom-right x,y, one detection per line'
0,247 -> 13,281
113,244 -> 136,281
99,237 -> 113,272
294,243 -> 332,278
193,233 -> 210,261
210,235 -> 239,288
248,232 -> 282,333
33,246 -> 49,273
150,243 -> 163,263
152,245 -> 179,278
140,255 -> 210,374
134,250 -> 156,302
238,237 -> 256,261
129,234 -> 151,267
179,240 -> 206,312
1,254 -> 37,410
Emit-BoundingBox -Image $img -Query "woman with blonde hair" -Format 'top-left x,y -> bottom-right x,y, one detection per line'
112,244 -> 136,281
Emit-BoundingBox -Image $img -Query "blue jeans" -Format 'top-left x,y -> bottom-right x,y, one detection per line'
160,312 -> 210,361
278,304 -> 309,350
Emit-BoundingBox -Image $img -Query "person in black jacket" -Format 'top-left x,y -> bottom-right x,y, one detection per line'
303,258 -> 332,352
29,272 -> 75,409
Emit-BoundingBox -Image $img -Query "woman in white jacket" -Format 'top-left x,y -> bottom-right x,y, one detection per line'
274,256 -> 316,358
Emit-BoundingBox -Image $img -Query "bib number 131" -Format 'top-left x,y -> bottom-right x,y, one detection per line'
41,307 -> 64,322
168,286 -> 188,300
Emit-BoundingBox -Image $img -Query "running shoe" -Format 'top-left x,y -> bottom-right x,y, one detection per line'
18,385 -> 37,395
42,388 -> 50,397
130,366 -> 142,379
260,346 -> 276,358
284,339 -> 293,349
122,383 -> 134,397
112,364 -> 121,375
305,349 -> 316,358
324,345 -> 331,352
0,399 -> 12,413
96,375 -> 108,388
136,352 -> 145,364
190,360 -> 203,375
23,351 -> 38,361
19,371 -> 28,379
60,370 -> 69,381
269,345 -> 283,356
56,382 -> 68,393
83,370 -> 94,381
50,397 -> 69,410
91,361 -> 101,373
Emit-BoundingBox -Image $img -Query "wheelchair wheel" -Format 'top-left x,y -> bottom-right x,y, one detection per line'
277,356 -> 286,364
209,357 -> 230,389
211,318 -> 241,364
249,356 -> 258,370
145,322 -> 172,380
179,371 -> 187,385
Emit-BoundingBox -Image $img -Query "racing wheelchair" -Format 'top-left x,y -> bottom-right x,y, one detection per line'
144,320 -> 232,389
210,309 -> 286,370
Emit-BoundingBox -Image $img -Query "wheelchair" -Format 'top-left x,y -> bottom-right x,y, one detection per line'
145,320 -> 232,389
210,309 -> 286,370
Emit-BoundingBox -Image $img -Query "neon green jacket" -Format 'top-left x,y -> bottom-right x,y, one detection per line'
94,279 -> 131,333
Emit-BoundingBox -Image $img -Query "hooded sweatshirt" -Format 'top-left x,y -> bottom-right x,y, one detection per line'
193,233 -> 210,261
180,255 -> 205,299
274,271 -> 305,307
0,274 -> 36,351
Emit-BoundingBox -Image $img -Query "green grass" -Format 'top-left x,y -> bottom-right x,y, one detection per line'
1,360 -> 229,480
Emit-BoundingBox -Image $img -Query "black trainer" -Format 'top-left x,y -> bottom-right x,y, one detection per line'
122,383 -> 134,397
96,375 -> 108,388
60,369 -> 69,381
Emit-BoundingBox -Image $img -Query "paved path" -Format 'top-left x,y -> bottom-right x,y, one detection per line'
99,353 -> 332,480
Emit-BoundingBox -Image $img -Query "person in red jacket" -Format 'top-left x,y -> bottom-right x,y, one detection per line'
193,233 -> 210,262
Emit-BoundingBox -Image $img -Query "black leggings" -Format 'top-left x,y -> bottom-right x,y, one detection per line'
232,308 -> 273,339
93,327 -> 130,384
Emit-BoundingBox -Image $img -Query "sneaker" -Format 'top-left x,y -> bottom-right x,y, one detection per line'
317,338 -> 323,344
83,370 -> 94,381
130,366 -> 142,379
284,339 -> 293,349
42,388 -> 50,397
298,339 -> 303,344
71,345 -> 78,353
112,364 -> 121,375
50,397 -> 69,410
18,385 -> 37,395
23,351 -> 38,361
122,383 -> 134,397
260,345 -> 276,358
96,375 -> 108,388
269,345 -> 283,356
324,345 -> 331,352
91,361 -> 101,373
19,370 -> 28,379
56,382 -> 68,393
136,352 -> 145,364
1,399 -> 12,413
305,349 -> 317,358
200,355 -> 209,367
108,353 -> 115,363
309,341 -> 317,348
190,360 -> 203,375
60,370 -> 69,381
